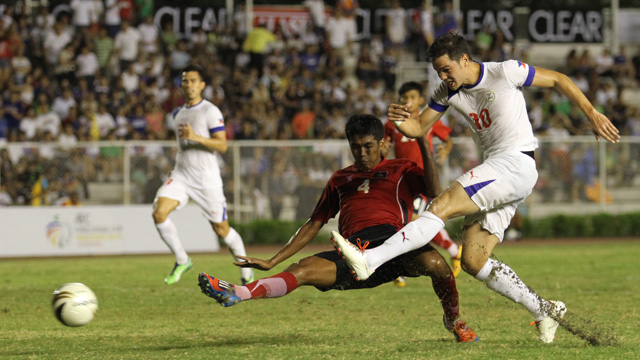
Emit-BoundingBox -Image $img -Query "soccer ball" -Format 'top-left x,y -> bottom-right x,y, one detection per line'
51,283 -> 98,327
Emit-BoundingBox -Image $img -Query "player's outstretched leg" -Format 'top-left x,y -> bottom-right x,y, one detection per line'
531,300 -> 567,343
165,257 -> 193,285
198,273 -> 242,307
444,316 -> 479,342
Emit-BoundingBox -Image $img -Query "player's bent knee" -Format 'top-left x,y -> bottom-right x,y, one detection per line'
460,253 -> 485,277
152,210 -> 168,224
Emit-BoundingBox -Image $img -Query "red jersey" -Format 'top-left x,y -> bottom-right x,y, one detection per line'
310,158 -> 425,238
384,119 -> 451,169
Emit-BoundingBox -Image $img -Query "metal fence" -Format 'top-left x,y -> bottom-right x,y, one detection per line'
1,137 -> 639,220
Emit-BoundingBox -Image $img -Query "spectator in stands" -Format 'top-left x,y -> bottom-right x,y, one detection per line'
36,100 -> 61,139
413,0 -> 434,62
169,39 -> 191,78
303,0 -> 326,41
434,1 -> 459,37
326,7 -> 356,59
242,22 -> 276,78
138,15 -> 158,54
385,0 -> 407,48
52,88 -> 77,120
3,90 -> 25,134
114,20 -> 140,70
104,0 -> 122,37
43,22 -> 71,74
19,107 -> 38,141
11,43 -> 31,84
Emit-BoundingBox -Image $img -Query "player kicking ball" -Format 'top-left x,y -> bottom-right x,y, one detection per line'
199,114 -> 478,342
333,33 -> 620,343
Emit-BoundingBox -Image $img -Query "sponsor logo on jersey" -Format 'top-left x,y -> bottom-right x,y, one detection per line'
373,171 -> 388,179
485,89 -> 496,102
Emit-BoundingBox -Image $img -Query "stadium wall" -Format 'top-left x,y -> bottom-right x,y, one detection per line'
0,204 -> 220,258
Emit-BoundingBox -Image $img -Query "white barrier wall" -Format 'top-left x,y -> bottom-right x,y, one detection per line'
0,204 -> 220,257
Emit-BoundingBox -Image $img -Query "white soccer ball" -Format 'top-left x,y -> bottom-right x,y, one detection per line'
52,283 -> 98,327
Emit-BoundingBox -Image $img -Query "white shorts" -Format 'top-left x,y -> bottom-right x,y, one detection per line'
154,174 -> 227,223
456,151 -> 537,241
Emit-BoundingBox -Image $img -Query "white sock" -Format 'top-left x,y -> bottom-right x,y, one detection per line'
475,258 -> 548,321
223,227 -> 253,280
365,211 -> 445,271
156,219 -> 189,264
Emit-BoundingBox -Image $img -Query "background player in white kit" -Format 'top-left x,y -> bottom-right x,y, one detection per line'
334,33 -> 620,343
152,65 -> 254,285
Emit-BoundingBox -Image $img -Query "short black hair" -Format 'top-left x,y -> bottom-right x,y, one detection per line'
426,32 -> 472,63
345,114 -> 384,142
181,64 -> 206,82
398,81 -> 423,97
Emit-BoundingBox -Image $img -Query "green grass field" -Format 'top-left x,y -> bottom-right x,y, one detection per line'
1,240 -> 639,360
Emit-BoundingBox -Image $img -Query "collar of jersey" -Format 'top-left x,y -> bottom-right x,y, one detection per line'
185,99 -> 204,109
463,61 -> 485,90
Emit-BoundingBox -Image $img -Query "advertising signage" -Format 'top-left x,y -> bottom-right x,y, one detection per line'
462,8 -> 603,43
44,2 -> 604,43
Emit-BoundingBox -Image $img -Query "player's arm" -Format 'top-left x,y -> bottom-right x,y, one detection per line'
235,219 -> 324,271
387,103 -> 444,139
178,123 -> 229,153
531,66 -> 620,143
418,135 -> 441,197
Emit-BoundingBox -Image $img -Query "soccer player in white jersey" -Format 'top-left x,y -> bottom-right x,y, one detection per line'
152,65 -> 254,285
334,33 -> 620,343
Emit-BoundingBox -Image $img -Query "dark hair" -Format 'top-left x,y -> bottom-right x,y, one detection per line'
398,81 -> 423,97
426,33 -> 472,63
345,114 -> 384,142
181,64 -> 206,82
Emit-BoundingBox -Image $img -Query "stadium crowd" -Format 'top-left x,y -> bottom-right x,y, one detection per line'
0,1 -> 639,207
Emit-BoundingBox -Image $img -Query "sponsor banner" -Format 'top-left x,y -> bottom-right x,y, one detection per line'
0,204 -> 219,257
462,8 -> 603,43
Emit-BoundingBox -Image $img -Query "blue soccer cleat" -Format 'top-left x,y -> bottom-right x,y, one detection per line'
198,272 -> 241,307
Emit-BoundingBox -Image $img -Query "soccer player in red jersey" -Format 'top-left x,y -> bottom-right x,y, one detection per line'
198,114 -> 478,342
383,81 -> 461,284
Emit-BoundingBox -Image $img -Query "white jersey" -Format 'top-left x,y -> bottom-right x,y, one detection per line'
172,99 -> 225,187
429,60 -> 538,158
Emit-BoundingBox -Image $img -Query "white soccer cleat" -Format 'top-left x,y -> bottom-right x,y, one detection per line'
331,230 -> 374,281
534,300 -> 567,343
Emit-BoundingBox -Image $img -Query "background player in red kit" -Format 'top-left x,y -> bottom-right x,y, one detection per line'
198,114 -> 478,342
383,81 -> 461,283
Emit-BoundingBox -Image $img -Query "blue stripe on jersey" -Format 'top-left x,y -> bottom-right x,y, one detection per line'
172,107 -> 181,118
428,98 -> 449,112
464,180 -> 496,198
210,126 -> 225,134
222,206 -> 227,221
464,62 -> 485,89
524,66 -> 536,87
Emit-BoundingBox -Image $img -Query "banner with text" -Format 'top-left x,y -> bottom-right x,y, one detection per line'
0,205 -> 220,257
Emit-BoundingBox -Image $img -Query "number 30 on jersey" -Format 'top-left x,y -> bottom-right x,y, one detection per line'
469,108 -> 492,130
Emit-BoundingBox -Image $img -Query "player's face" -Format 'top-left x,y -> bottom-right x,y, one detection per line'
180,71 -> 205,103
432,54 -> 469,90
349,134 -> 383,172
399,89 -> 424,114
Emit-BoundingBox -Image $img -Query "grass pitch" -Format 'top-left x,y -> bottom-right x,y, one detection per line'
1,240 -> 639,360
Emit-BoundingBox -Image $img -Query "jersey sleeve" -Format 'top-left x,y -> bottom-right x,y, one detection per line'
431,119 -> 452,141
208,105 -> 225,135
402,161 -> 427,196
309,175 -> 340,224
384,120 -> 395,139
503,59 -> 536,88
427,82 -> 451,113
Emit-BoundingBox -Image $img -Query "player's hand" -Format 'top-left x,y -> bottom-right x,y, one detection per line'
234,255 -> 274,271
435,144 -> 451,165
589,111 -> 620,143
178,123 -> 195,141
388,103 -> 411,123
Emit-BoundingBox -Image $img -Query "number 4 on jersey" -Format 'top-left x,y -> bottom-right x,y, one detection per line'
357,179 -> 370,194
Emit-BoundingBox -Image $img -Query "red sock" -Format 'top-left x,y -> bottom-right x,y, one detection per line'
431,230 -> 459,257
431,272 -> 460,325
234,272 -> 298,301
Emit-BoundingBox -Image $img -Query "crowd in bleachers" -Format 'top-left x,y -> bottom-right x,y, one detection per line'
1,1 -> 640,207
